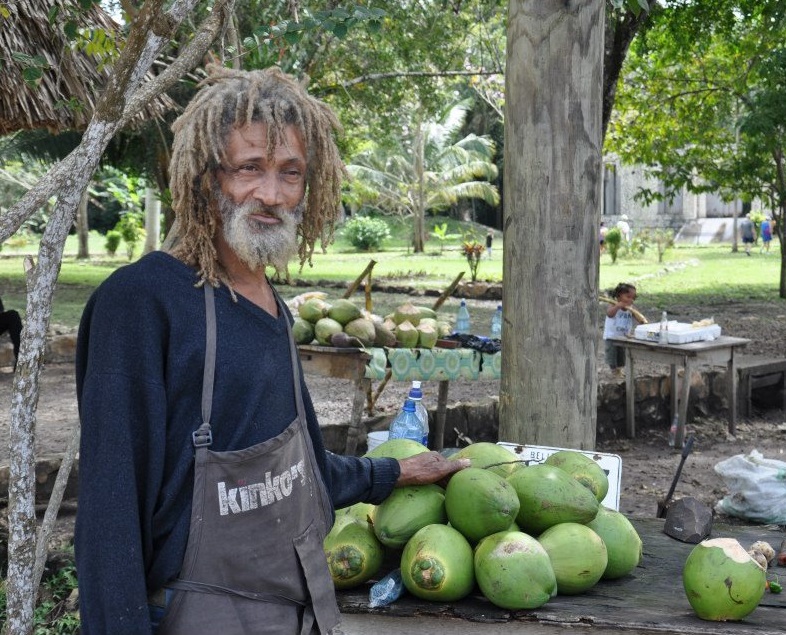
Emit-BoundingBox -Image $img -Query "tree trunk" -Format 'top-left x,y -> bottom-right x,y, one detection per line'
499,0 -> 603,450
144,186 -> 161,254
76,188 -> 90,259
412,121 -> 426,253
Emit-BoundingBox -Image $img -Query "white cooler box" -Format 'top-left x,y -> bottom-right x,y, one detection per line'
633,321 -> 721,344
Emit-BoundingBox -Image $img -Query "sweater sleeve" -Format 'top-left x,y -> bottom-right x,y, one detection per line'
75,289 -> 166,635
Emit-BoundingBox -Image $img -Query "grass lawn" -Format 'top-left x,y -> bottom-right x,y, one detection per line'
0,228 -> 782,329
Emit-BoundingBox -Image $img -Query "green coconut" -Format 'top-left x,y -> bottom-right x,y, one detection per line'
437,321 -> 453,338
538,522 -> 608,595
314,317 -> 344,345
382,317 -> 398,333
298,298 -> 330,324
292,317 -> 315,345
344,318 -> 376,347
372,322 -> 397,347
449,442 -> 523,478
373,484 -> 447,549
417,323 -> 438,349
417,317 -> 438,330
364,437 -> 429,460
414,305 -> 438,321
586,506 -> 642,579
445,467 -> 520,543
324,518 -> 384,589
327,299 -> 363,326
544,450 -> 609,502
683,537 -> 767,621
333,502 -> 376,530
507,464 -> 599,535
401,524 -> 475,602
474,530 -> 557,610
393,302 -> 422,326
395,320 -> 420,348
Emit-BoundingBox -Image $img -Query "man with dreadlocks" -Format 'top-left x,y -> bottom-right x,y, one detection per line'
74,65 -> 467,635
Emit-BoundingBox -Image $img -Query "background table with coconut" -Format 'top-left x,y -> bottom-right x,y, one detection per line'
298,344 -> 501,455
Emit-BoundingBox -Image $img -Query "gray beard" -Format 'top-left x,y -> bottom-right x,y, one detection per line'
216,190 -> 304,272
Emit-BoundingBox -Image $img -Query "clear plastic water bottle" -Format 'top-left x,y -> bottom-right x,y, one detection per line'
407,380 -> 429,447
389,399 -> 426,445
455,300 -> 471,334
490,304 -> 503,338
659,310 -> 668,344
668,414 -> 678,448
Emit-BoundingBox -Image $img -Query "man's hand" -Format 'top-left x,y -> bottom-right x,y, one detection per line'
396,452 -> 470,488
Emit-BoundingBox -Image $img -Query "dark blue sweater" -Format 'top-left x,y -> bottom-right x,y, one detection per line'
74,252 -> 399,634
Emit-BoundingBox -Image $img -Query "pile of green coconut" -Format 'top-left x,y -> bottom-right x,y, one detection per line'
293,298 -> 453,349
324,441 -> 644,610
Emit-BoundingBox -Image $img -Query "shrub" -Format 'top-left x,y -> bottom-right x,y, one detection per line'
604,227 -> 622,263
342,216 -> 390,251
115,212 -> 145,260
104,230 -> 122,256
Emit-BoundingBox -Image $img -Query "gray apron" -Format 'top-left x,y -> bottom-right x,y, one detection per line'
156,285 -> 340,635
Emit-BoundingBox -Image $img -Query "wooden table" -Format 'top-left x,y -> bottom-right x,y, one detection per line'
609,335 -> 750,448
336,517 -> 786,634
297,345 -> 454,455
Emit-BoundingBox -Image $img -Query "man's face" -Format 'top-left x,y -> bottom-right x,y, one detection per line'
214,123 -> 307,270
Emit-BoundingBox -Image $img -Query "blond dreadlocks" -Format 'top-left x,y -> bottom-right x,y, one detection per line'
167,64 -> 347,287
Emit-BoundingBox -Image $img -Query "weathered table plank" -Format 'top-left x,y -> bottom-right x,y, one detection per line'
337,518 -> 786,634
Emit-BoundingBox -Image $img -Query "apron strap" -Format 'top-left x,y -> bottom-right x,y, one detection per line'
271,285 -> 307,425
192,284 -> 217,449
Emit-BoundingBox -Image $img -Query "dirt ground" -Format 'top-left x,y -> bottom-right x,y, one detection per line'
1,295 -> 785,534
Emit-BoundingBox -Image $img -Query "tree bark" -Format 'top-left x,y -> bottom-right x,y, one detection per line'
499,0 -> 604,450
412,120 -> 426,253
2,2 -> 235,632
76,188 -> 90,259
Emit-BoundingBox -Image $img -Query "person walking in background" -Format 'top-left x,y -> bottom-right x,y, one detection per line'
760,216 -> 773,254
0,295 -> 22,370
74,65 -> 467,635
599,221 -> 609,253
485,228 -> 494,259
603,283 -> 645,378
616,214 -> 631,242
740,213 -> 755,256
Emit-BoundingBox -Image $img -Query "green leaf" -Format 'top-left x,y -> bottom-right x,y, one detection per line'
253,25 -> 270,37
78,0 -> 95,9
11,51 -> 34,65
332,22 -> 348,39
32,55 -> 47,68
283,31 -> 301,45
22,66 -> 43,85
367,19 -> 382,34
63,20 -> 78,40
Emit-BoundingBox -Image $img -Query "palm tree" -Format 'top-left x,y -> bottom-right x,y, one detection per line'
344,105 -> 500,252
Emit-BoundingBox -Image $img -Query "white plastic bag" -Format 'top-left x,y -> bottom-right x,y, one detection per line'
714,449 -> 786,524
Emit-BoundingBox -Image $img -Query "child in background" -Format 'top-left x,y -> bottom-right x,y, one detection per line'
603,283 -> 644,377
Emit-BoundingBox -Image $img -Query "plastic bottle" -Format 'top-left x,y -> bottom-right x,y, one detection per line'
490,304 -> 503,338
455,300 -> 471,334
659,310 -> 668,344
389,399 -> 426,445
406,381 -> 430,447
668,414 -> 678,447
